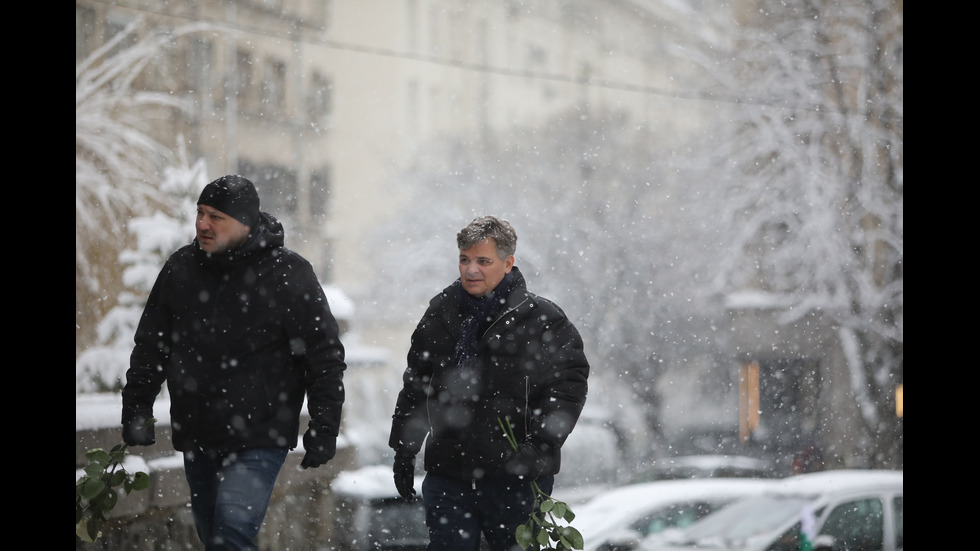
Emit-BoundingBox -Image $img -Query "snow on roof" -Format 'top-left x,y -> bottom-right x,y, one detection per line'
652,454 -> 770,470
573,477 -> 775,543
765,469 -> 903,496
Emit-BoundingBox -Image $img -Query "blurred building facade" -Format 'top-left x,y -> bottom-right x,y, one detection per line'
75,0 -> 708,295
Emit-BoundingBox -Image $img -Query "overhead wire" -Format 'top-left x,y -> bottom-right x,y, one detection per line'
82,0 -> 898,120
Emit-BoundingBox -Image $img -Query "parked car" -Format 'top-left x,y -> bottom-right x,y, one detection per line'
330,465 -> 427,551
572,478 -> 776,551
639,469 -> 903,551
664,426 -> 749,457
627,454 -> 775,484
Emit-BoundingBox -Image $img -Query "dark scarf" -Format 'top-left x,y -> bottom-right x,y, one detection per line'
454,271 -> 516,367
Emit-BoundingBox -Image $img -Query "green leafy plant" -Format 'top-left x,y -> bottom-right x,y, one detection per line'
498,417 -> 584,551
75,443 -> 151,542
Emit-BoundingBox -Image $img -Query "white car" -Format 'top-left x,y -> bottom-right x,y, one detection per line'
330,465 -> 426,551
627,455 -> 775,483
639,469 -> 903,551
571,478 -> 776,551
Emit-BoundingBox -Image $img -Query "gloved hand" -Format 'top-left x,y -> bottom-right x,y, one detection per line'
504,442 -> 547,479
122,415 -> 155,447
301,427 -> 336,469
393,453 -> 417,499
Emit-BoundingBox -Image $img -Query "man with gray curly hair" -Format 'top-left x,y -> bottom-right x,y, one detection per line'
389,215 -> 590,551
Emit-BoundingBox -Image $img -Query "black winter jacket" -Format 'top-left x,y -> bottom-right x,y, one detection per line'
388,267 -> 589,481
122,212 -> 346,454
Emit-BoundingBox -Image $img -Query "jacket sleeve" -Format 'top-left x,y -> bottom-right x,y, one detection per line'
287,261 -> 346,448
388,311 -> 439,456
121,263 -> 173,425
527,308 -> 590,456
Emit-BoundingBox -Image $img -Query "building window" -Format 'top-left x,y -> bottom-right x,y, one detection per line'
238,160 -> 297,217
189,38 -> 215,109
235,49 -> 254,110
406,0 -> 419,51
308,72 -> 333,125
261,58 -> 287,114
310,166 -> 332,222
406,79 -> 419,135
76,6 -> 96,61
428,4 -> 441,55
449,10 -> 464,59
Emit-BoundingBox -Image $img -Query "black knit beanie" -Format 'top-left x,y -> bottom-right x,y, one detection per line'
197,175 -> 260,228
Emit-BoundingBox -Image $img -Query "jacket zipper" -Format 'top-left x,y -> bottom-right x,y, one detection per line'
480,297 -> 528,340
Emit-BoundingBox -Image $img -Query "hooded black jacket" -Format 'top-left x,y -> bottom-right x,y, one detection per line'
388,267 -> 589,480
122,212 -> 346,454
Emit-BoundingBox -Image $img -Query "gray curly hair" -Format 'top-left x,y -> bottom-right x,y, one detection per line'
456,215 -> 517,259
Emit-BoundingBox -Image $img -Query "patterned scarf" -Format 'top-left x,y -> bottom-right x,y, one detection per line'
454,271 -> 516,367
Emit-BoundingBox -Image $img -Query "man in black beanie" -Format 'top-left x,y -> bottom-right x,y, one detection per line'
195,174 -> 261,253
122,174 -> 347,550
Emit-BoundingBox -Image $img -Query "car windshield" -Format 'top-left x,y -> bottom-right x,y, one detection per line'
669,495 -> 811,546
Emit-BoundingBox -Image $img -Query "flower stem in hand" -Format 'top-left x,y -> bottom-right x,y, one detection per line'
497,417 -> 584,550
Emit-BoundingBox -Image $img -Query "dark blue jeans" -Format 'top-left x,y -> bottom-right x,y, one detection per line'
421,472 -> 555,551
183,447 -> 288,551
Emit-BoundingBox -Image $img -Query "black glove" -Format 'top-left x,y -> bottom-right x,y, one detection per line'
301,450 -> 331,469
122,415 -> 155,447
301,427 -> 336,469
393,453 -> 417,499
504,442 -> 547,479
